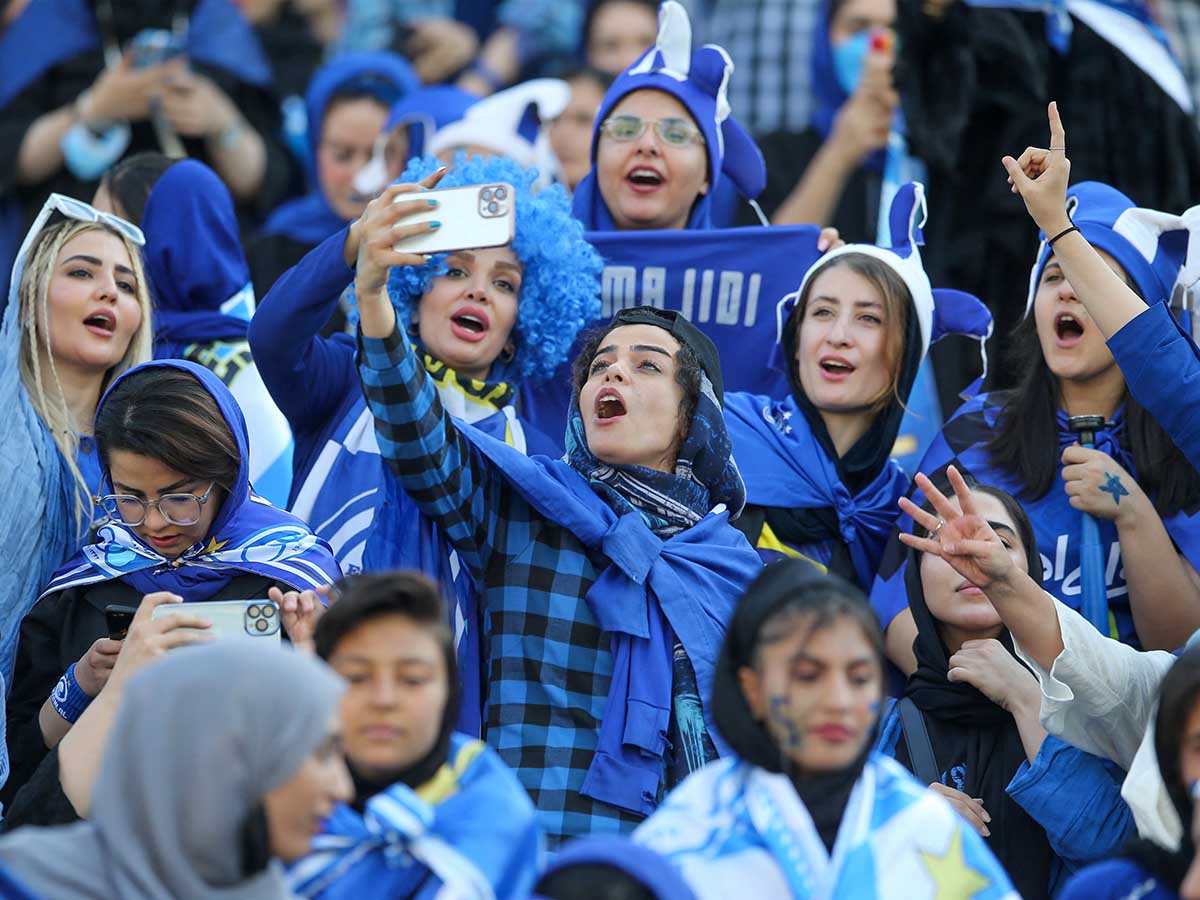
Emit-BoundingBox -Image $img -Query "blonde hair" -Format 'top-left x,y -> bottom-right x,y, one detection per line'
791,252 -> 911,416
17,219 -> 154,531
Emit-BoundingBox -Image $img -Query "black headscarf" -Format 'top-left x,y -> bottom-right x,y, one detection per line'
712,560 -> 883,852
897,524 -> 1054,900
761,264 -> 924,586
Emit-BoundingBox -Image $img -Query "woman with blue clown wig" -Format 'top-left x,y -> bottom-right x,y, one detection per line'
871,109 -> 1200,675
2,360 -> 340,822
247,52 -> 419,306
571,1 -> 767,232
354,162 -> 764,844
249,153 -> 599,734
725,183 -> 992,591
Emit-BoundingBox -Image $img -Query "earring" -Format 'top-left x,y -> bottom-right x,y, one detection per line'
501,344 -> 515,363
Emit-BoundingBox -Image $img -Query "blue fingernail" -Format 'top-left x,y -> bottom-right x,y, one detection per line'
427,199 -> 438,206
430,221 -> 442,228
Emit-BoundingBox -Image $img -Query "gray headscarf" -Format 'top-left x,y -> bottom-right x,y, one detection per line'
0,642 -> 345,899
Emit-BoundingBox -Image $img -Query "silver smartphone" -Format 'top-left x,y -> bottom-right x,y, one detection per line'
151,599 -> 282,644
394,183 -> 516,255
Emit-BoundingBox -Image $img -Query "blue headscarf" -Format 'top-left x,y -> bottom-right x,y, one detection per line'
141,160 -> 254,357
40,360 -> 340,601
571,1 -> 765,231
0,0 -> 271,111
262,53 -> 419,246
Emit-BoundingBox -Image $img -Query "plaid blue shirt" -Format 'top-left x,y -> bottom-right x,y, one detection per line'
358,325 -> 648,846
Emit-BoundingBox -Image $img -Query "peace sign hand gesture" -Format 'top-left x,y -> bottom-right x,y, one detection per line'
898,466 -> 1017,591
1001,101 -> 1074,238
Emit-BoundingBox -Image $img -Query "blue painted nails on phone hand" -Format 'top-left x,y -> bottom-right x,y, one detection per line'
427,199 -> 438,206
429,221 -> 442,228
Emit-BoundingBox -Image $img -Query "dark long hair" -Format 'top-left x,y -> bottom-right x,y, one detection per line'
984,311 -> 1200,518
94,367 -> 240,492
99,152 -> 175,225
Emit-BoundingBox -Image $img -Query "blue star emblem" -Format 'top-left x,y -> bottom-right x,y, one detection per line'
1099,473 -> 1130,505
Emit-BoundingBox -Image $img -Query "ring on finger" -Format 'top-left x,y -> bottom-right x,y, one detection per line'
932,518 -> 946,539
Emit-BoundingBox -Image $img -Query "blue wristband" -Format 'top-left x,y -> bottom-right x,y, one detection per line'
51,663 -> 93,724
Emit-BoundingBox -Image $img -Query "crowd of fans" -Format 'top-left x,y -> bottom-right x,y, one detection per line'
3,0 -> 1200,897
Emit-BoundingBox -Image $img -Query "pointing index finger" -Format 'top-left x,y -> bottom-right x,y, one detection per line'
1048,100 -> 1066,153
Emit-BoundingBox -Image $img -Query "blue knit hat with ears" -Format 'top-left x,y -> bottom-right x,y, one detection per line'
776,182 -> 994,366
1025,182 -> 1200,332
571,0 -> 766,230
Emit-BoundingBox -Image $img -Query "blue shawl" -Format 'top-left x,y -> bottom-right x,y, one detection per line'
288,734 -> 541,900
725,392 -> 910,587
0,0 -> 271,112
41,360 -> 340,601
868,393 -> 1200,645
262,53 -> 418,246
453,400 -> 762,816
141,160 -> 253,357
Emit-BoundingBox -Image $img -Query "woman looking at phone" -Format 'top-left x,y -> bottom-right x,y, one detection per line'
1,194 -> 153,692
2,360 -> 340,820
0,640 -> 352,900
288,573 -> 540,900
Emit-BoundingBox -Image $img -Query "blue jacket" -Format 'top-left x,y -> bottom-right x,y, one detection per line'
877,700 -> 1134,895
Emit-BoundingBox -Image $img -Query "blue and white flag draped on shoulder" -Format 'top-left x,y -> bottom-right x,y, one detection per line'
635,754 -> 1019,900
288,734 -> 541,900
40,360 -> 340,601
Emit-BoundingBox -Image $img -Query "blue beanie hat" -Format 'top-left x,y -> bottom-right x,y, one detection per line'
1025,181 -> 1198,320
571,1 -> 766,231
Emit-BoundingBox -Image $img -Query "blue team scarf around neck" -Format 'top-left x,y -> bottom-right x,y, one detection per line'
453,418 -> 761,817
724,392 -> 910,587
0,0 -> 271,112
562,370 -> 745,536
40,360 -> 340,601
141,161 -> 254,356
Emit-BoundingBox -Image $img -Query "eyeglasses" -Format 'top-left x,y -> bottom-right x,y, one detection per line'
599,115 -> 705,147
97,483 -> 216,527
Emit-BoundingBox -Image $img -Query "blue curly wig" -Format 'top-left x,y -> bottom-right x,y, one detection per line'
380,154 -> 602,383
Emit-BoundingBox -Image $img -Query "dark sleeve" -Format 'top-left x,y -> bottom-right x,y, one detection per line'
1,749 -> 77,831
247,227 -> 359,436
2,592 -> 76,809
736,129 -> 823,225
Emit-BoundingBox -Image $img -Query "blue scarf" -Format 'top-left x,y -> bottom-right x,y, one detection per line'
725,392 -> 910,587
41,360 -> 340,601
453,403 -> 761,816
141,161 -> 254,357
288,735 -> 541,900
869,393 -> 1200,646
0,0 -> 271,111
263,53 -> 418,246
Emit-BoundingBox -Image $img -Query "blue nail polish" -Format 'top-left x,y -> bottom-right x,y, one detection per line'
429,221 -> 442,228
427,199 -> 438,206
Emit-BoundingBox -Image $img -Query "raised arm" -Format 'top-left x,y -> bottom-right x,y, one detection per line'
1001,102 -> 1148,337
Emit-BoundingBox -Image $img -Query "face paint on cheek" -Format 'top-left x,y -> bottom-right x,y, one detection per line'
768,694 -> 805,752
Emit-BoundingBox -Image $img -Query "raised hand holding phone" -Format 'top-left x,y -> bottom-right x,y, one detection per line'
108,592 -> 212,692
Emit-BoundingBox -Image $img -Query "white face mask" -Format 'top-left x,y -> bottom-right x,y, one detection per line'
351,134 -> 389,199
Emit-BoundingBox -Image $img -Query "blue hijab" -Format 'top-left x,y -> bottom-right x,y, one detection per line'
41,360 -> 340,601
0,0 -> 271,111
141,160 -> 254,357
262,53 -> 418,246
571,1 -> 765,232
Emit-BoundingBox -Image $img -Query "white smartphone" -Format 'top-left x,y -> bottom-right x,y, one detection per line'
151,599 -> 282,644
393,183 -> 515,256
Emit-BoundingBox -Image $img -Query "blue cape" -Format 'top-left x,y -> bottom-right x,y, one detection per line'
453,421 -> 762,817
262,53 -> 418,246
289,735 -> 541,900
141,160 -> 253,356
0,0 -> 271,111
868,392 -> 1200,644
41,360 -> 340,601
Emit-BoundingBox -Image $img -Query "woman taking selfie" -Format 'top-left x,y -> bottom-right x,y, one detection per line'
725,183 -> 989,590
877,471 -> 1131,898
355,180 -> 763,843
3,360 -> 340,815
634,560 -> 1016,899
0,640 -> 352,900
289,573 -> 540,900
1,194 -> 153,687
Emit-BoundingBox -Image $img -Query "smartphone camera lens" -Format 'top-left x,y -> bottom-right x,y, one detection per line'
256,618 -> 269,632
494,186 -> 507,200
488,201 -> 500,214
481,188 -> 493,201
247,604 -> 261,616
262,604 -> 276,618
